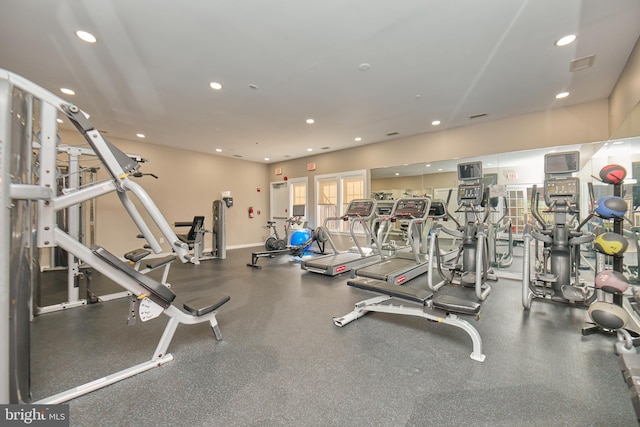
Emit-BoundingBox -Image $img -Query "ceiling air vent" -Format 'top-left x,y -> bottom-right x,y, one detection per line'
321,146 -> 330,150
233,154 -> 243,158
468,113 -> 488,120
570,55 -> 595,72
386,131 -> 399,136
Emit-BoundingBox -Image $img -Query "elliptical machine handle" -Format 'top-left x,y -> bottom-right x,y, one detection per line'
530,185 -> 547,230
445,188 -> 462,229
482,187 -> 491,224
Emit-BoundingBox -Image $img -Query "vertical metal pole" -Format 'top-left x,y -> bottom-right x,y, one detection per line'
0,74 -> 12,405
36,102 -> 58,250
67,149 -> 80,303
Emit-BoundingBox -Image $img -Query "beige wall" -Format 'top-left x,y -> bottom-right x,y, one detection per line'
59,130 -> 271,256
272,99 -> 608,226
610,35 -> 640,139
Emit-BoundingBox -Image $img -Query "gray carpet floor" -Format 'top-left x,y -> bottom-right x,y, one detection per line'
29,246 -> 637,426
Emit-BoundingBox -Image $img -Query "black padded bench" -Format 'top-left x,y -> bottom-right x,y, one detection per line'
93,246 -> 176,308
347,277 -> 480,316
347,278 -> 433,303
433,294 -> 481,316
339,276 -> 486,362
124,248 -> 151,263
94,246 -> 230,317
124,248 -> 176,270
184,294 -> 231,316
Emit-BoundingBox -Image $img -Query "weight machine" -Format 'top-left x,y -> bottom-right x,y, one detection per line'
1,69 -> 230,404
174,199 -> 229,263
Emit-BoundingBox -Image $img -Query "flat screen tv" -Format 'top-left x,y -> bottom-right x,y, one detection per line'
458,161 -> 482,181
292,205 -> 305,216
544,151 -> 579,174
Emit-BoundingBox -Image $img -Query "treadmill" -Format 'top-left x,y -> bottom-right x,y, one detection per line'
350,197 -> 431,285
301,199 -> 381,276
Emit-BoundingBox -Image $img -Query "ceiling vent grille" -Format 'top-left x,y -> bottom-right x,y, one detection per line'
570,55 -> 595,72
386,131 -> 399,136
468,113 -> 488,120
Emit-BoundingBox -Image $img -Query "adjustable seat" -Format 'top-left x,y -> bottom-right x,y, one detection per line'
176,216 -> 205,248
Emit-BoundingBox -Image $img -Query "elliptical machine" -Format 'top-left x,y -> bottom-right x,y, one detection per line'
522,151 -> 595,308
428,161 -> 493,301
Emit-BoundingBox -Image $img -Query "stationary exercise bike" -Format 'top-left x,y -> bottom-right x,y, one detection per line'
522,151 -> 595,308
247,205 -> 327,268
264,220 -> 289,251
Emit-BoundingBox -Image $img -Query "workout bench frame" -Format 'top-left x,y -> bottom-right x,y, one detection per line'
334,279 -> 486,362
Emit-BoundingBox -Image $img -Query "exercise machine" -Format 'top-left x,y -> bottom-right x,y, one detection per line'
349,197 -> 432,285
1,69 -> 230,404
174,199 -> 229,263
522,151 -> 595,308
247,205 -> 327,268
301,199 -> 381,276
486,191 -> 514,269
428,162 -> 493,301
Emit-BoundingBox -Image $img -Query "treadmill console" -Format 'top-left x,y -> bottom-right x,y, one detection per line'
394,199 -> 429,218
457,183 -> 484,206
544,177 -> 579,206
345,199 -> 375,218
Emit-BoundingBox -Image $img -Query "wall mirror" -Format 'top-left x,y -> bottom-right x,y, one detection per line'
370,136 -> 640,240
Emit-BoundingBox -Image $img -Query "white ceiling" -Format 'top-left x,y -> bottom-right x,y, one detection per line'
1,0 -> 640,164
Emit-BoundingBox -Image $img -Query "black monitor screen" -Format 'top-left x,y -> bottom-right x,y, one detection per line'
458,161 -> 482,181
292,205 -> 305,216
544,151 -> 579,174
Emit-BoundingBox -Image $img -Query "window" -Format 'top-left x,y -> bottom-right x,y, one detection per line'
315,170 -> 366,233
292,181 -> 307,206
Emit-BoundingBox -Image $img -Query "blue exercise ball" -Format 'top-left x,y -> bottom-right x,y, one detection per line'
595,196 -> 627,219
290,229 -> 312,248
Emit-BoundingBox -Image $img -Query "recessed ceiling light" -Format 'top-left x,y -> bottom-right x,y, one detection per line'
306,118 -> 315,124
60,88 -> 75,95
438,168 -> 443,171
136,133 -> 145,138
56,118 -> 63,124
555,34 -> 576,47
354,137 -> 362,142
209,82 -> 223,90
431,120 -> 441,126
75,30 -> 97,43
395,173 -> 400,176
264,157 -> 270,161
358,63 -> 371,71
307,148 -> 313,152
555,91 -> 569,99
426,164 -> 431,167
215,148 -> 222,152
